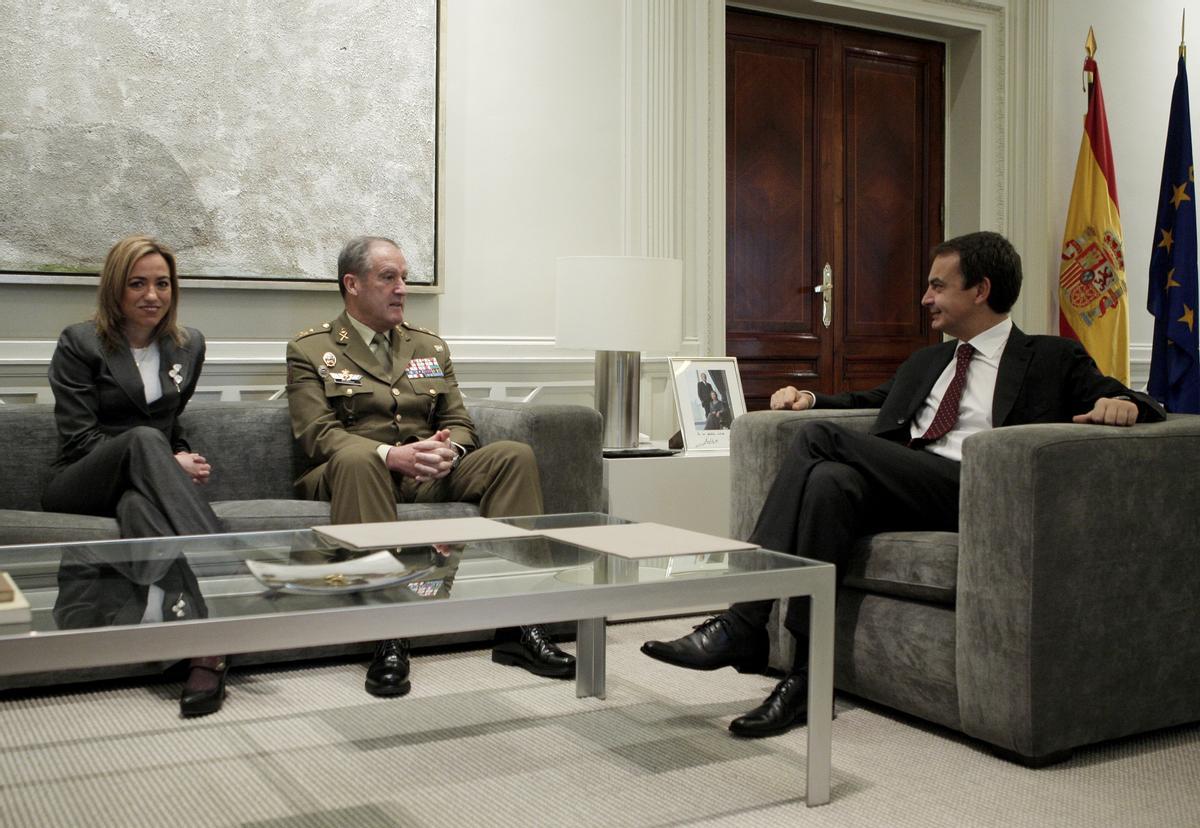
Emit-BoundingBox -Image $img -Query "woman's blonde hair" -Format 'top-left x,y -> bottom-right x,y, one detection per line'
94,235 -> 185,351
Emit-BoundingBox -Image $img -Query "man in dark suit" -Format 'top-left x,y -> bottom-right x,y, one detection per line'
642,231 -> 1166,738
697,372 -> 716,417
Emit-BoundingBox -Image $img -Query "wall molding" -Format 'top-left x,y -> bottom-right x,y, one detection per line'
0,335 -> 1155,381
0,338 -> 694,437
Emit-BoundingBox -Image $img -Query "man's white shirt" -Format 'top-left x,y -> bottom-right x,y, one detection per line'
909,317 -> 1013,461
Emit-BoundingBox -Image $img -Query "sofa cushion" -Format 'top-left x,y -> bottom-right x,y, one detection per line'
841,531 -> 959,605
0,509 -> 120,547
212,499 -> 479,533
181,400 -> 303,502
0,404 -> 61,512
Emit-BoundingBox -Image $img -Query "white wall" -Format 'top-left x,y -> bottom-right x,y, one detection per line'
1050,0 -> 1198,375
3,0 -> 1186,416
438,0 -> 625,341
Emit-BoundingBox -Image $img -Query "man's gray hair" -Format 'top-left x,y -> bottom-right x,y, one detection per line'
337,235 -> 399,298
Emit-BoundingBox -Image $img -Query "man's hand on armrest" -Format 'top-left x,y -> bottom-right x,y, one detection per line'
1072,397 -> 1139,427
770,386 -> 816,411
384,429 -> 457,481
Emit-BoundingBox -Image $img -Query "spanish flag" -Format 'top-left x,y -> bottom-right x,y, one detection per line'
1059,32 -> 1130,384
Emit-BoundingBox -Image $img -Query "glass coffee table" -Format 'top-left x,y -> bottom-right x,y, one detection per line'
0,512 -> 835,806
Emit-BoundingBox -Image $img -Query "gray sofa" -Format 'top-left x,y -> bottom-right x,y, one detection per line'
0,398 -> 603,545
731,408 -> 1200,764
0,398 -> 603,688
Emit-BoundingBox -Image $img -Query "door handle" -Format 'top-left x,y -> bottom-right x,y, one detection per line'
813,263 -> 833,328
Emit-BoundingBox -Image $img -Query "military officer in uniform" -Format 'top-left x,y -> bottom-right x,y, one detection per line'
286,235 -> 575,697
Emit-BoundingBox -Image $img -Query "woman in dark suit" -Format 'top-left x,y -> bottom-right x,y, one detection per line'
43,235 -> 228,717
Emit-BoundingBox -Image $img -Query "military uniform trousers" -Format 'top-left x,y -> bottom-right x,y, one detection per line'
727,421 -> 960,670
296,439 -> 544,524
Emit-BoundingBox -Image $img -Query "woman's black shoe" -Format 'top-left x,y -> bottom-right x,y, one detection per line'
180,656 -> 227,717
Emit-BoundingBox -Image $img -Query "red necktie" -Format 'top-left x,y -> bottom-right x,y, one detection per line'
918,343 -> 975,443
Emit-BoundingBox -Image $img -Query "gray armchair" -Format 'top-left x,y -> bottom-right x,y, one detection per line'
731,409 -> 1200,763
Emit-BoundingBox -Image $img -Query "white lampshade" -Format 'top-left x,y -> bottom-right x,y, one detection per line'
555,256 -> 683,353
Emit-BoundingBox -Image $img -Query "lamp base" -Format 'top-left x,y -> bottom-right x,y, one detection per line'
602,447 -> 677,458
594,350 -> 641,450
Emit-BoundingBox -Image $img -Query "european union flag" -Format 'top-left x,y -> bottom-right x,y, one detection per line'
1148,54 -> 1200,413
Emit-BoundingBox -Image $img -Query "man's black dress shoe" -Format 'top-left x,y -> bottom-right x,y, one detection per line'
729,673 -> 808,738
180,656 -> 227,718
491,625 -> 576,679
640,615 -> 768,673
366,639 -> 411,697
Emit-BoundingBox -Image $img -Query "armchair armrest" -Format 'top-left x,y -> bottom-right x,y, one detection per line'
956,415 -> 1200,758
467,400 -> 603,515
730,409 -> 878,540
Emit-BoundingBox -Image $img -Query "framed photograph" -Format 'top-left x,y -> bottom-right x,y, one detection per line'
668,358 -> 747,452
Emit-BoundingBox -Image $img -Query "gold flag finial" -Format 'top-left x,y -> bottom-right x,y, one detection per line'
1182,10 -> 1187,59
1083,27 -> 1097,91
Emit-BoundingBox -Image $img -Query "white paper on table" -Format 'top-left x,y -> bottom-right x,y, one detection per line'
313,517 -> 533,550
539,522 -> 758,559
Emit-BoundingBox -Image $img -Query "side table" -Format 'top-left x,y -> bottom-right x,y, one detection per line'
603,450 -> 731,536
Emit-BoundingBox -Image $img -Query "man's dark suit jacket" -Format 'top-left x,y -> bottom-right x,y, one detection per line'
812,325 -> 1166,442
47,321 -> 206,469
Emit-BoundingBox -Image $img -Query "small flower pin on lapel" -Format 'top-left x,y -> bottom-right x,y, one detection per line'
169,363 -> 184,391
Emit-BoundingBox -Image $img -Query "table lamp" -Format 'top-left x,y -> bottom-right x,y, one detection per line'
555,256 -> 683,452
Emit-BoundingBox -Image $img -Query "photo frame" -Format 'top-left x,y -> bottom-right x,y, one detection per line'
668,358 -> 748,452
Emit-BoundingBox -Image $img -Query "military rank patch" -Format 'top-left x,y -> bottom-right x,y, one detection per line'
405,357 -> 444,379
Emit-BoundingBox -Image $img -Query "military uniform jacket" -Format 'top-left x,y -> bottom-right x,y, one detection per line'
286,311 -> 478,473
47,321 -> 205,470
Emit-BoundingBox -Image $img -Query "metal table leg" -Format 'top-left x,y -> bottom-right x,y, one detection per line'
576,616 -> 607,699
805,569 -> 835,806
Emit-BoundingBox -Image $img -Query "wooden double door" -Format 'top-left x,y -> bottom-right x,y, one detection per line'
726,10 -> 945,408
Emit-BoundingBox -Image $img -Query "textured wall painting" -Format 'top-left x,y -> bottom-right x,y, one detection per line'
0,1 -> 438,285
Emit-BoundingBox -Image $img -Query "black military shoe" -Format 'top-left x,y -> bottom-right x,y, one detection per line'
729,673 -> 808,738
640,615 -> 768,673
491,625 -> 576,679
365,639 -> 411,697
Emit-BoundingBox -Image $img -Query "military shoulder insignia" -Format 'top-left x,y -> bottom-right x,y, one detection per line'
403,322 -> 446,344
337,328 -> 350,343
294,322 -> 334,341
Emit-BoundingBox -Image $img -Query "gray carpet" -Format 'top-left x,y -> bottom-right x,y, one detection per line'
1,617 -> 1197,827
